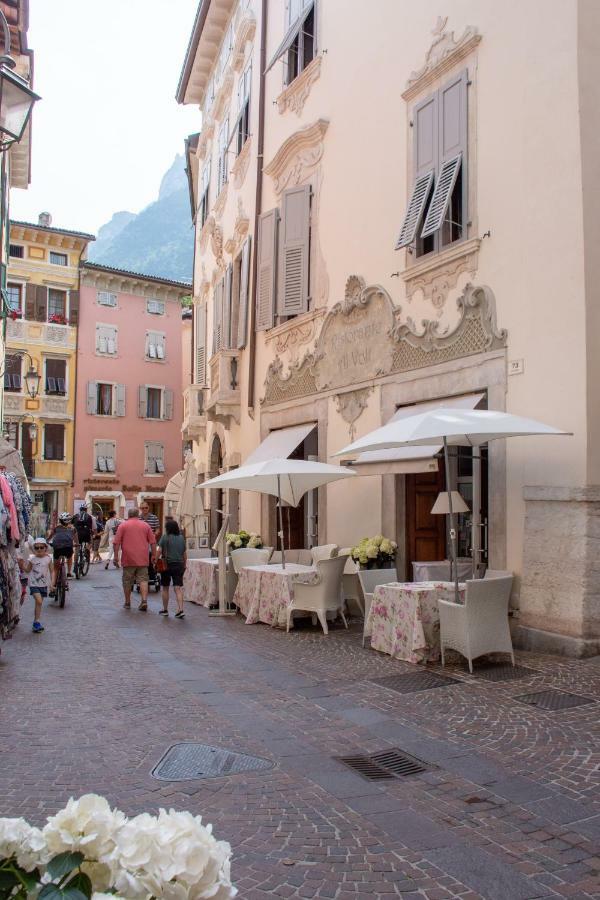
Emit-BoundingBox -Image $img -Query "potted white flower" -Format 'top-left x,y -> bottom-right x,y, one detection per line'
351,535 -> 397,572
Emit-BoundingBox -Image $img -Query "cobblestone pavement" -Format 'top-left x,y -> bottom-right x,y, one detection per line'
2,567 -> 600,899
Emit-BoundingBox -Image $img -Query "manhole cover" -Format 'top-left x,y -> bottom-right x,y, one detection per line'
516,690 -> 595,712
152,742 -> 274,781
370,671 -> 460,694
473,664 -> 537,682
337,747 -> 428,780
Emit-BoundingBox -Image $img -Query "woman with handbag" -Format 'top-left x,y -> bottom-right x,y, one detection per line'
157,519 -> 187,618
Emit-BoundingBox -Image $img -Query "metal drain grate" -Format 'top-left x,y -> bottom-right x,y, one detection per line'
152,742 -> 274,781
473,664 -> 537,682
337,747 -> 428,781
516,689 -> 595,712
370,671 -> 460,694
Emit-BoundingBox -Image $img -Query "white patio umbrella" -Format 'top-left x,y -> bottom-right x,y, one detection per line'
177,455 -> 205,542
336,407 -> 570,601
199,457 -> 356,568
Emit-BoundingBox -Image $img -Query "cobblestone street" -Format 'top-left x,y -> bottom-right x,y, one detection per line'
2,567 -> 600,899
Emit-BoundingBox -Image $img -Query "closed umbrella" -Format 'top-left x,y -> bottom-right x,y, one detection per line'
164,469 -> 185,518
0,437 -> 26,481
336,407 -> 570,602
177,456 -> 205,543
199,457 -> 356,568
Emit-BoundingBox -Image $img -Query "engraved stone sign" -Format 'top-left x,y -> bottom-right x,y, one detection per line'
314,281 -> 395,391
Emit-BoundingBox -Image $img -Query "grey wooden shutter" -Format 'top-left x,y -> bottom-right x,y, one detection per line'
115,383 -> 126,416
256,209 -> 278,331
195,303 -> 206,385
86,381 -> 97,414
35,286 -> 47,322
25,284 -> 36,320
69,290 -> 79,326
279,184 -> 311,317
163,388 -> 174,420
421,70 -> 467,238
395,172 -> 434,249
223,263 -> 233,349
237,236 -> 251,348
138,385 -> 147,418
212,281 -> 223,353
395,92 -> 437,249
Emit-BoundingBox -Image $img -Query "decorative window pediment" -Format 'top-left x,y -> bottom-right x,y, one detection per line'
264,118 -> 329,195
404,17 -> 481,102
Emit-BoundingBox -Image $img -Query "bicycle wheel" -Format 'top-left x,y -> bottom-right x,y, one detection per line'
74,556 -> 80,579
57,577 -> 66,608
81,550 -> 90,577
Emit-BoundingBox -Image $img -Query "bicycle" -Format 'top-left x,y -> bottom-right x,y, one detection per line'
54,555 -> 68,608
74,542 -> 90,579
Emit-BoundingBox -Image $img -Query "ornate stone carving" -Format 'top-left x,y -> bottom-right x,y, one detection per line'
232,10 -> 256,71
199,215 -> 214,253
6,319 -> 24,340
266,308 -> 326,360
231,136 -> 252,188
404,17 -> 481,101
262,279 -> 507,406
264,119 -> 329,195
403,238 -> 480,312
335,387 -> 372,440
276,56 -> 322,116
201,217 -> 224,266
196,118 -> 215,162
212,72 -> 234,121
213,183 -> 228,220
46,325 -> 70,345
43,398 -> 68,415
224,198 -> 250,256
3,395 -> 23,412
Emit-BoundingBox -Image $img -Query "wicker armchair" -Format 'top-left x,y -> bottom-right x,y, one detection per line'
288,555 -> 349,635
230,547 -> 272,574
438,576 -> 514,673
311,544 -> 338,565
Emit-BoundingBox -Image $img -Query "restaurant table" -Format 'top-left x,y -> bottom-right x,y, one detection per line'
367,581 -> 466,663
233,563 -> 315,627
183,557 -> 229,608
412,559 -> 473,583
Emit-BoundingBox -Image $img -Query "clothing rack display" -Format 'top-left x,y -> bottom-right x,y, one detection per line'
0,465 -> 32,647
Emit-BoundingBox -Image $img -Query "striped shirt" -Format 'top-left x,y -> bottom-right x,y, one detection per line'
141,512 -> 160,534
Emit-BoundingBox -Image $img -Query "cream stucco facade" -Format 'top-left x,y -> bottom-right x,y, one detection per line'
178,0 -> 600,656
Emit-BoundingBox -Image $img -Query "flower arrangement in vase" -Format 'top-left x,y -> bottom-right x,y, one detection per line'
226,529 -> 263,549
351,535 -> 397,570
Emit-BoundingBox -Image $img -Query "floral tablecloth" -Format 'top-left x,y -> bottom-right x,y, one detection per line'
367,581 -> 465,663
183,558 -> 227,608
233,563 -> 315,627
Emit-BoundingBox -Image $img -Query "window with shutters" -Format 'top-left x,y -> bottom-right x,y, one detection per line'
94,440 -> 116,473
9,244 -> 23,258
146,299 -> 165,316
4,354 -> 21,392
96,383 -> 114,416
278,184 -> 311,320
216,22 -> 233,82
195,303 -> 207,385
256,209 -> 278,331
396,70 -> 468,257
96,324 -> 118,355
44,424 -> 65,461
48,289 -> 67,322
231,237 -> 251,349
266,1 -> 316,84
146,331 -> 166,361
5,283 -> 22,316
45,358 -> 67,395
236,62 -> 251,155
144,441 -> 165,475
50,251 -> 68,266
97,291 -> 117,307
212,279 -> 224,354
198,162 -> 210,229
217,118 -> 229,195
146,387 -> 162,419
5,420 -> 19,449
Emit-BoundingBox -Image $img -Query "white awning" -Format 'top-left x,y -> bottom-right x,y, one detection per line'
346,393 -> 484,476
244,422 -> 317,465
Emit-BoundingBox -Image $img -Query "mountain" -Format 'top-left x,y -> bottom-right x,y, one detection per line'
88,155 -> 193,284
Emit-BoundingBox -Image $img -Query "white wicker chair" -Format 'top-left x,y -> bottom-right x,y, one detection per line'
438,576 -> 515,673
484,569 -> 513,580
230,547 -> 272,574
311,543 -> 338,565
340,550 -> 363,615
357,568 -> 398,647
288,555 -> 349,635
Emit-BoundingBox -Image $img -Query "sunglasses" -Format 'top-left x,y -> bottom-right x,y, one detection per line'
33,545 -> 46,550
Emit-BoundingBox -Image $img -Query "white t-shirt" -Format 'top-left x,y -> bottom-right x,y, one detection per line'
28,554 -> 52,589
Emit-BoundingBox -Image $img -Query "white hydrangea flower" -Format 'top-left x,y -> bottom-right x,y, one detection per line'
43,794 -> 126,861
0,818 -> 48,870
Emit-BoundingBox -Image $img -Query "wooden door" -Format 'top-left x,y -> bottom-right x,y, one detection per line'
405,469 -> 447,579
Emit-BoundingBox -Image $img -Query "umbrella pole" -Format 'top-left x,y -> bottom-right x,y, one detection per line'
443,437 -> 460,604
278,475 -> 286,570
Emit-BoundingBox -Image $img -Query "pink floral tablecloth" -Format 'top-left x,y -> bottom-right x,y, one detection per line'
183,558 -> 224,608
233,563 -> 315,627
367,581 -> 465,663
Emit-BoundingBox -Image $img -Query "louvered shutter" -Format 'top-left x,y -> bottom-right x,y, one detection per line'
25,284 -> 36,320
163,388 -> 174,420
138,385 -> 147,418
87,381 -> 97,414
237,236 -> 251,348
256,208 -> 278,331
195,303 -> 206,385
69,290 -> 79,326
395,92 -> 437,250
279,184 -> 310,317
223,264 -> 232,349
421,70 -> 467,239
35,286 -> 47,322
115,383 -> 126,416
395,172 -> 434,249
213,280 -> 223,353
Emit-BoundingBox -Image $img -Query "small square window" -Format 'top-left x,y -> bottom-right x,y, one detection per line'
49,252 -> 68,266
147,299 -> 165,315
5,283 -> 22,315
97,291 -> 117,307
9,244 -> 23,259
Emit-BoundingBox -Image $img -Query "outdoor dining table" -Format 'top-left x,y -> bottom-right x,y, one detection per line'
183,557 -> 229,608
366,580 -> 466,663
233,563 -> 315,627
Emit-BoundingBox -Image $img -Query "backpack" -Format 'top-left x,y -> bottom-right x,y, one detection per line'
52,527 -> 74,551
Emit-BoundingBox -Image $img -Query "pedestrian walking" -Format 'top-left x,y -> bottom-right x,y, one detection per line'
113,507 -> 156,611
91,513 -> 104,563
104,510 -> 121,569
22,537 -> 52,633
157,519 -> 187,619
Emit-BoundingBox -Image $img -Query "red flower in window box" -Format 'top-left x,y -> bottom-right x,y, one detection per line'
48,313 -> 67,325
9,310 -> 20,320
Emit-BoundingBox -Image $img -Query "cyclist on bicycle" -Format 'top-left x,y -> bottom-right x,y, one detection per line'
74,503 -> 94,552
48,512 -> 78,593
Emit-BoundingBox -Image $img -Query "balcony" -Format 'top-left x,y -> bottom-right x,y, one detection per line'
207,349 -> 241,424
182,385 -> 208,440
6,318 -> 76,349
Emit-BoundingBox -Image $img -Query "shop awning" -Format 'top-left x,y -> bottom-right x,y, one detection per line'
244,422 -> 317,465
344,393 -> 484,476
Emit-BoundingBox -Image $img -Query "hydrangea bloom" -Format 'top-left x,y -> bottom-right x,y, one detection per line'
42,793 -> 126,861
0,817 -> 47,870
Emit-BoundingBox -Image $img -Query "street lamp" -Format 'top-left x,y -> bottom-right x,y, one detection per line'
23,353 -> 40,399
0,11 -> 39,149
27,421 -> 37,441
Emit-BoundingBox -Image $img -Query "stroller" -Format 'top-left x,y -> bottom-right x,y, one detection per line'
134,551 -> 161,593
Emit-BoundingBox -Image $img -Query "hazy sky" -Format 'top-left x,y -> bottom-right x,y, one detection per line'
10,0 -> 200,235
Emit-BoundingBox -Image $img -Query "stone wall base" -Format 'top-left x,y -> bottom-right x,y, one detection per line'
512,622 -> 600,659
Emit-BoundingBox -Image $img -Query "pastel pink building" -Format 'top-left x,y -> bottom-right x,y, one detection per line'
74,263 -> 191,521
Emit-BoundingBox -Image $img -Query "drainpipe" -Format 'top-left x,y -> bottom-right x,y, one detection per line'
247,0 -> 267,413
71,254 -> 83,510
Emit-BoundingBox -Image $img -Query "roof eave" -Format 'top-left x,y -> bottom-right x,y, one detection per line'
176,0 -> 211,105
